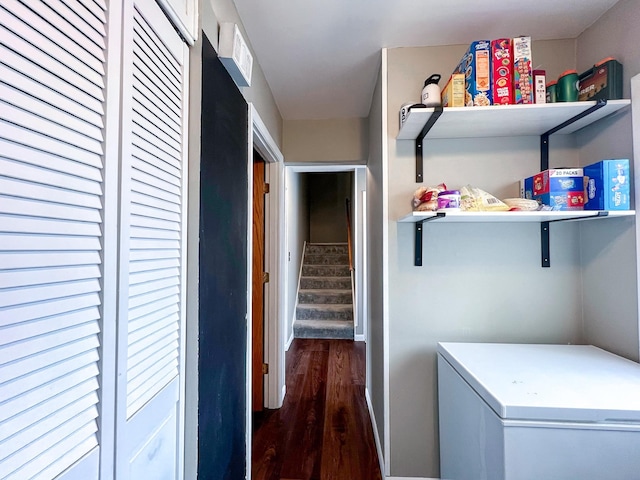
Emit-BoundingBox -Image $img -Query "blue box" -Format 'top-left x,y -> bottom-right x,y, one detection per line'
454,40 -> 492,106
522,168 -> 585,210
584,159 -> 630,210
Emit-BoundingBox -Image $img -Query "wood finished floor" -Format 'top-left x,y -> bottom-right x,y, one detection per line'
252,338 -> 382,480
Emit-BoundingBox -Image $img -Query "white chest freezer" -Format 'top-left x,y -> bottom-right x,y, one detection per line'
437,342 -> 640,480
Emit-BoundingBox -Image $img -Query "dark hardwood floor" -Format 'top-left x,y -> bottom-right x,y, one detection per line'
252,339 -> 382,480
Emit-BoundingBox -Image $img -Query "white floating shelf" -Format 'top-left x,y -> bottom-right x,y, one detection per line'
398,210 -> 635,223
397,100 -> 630,140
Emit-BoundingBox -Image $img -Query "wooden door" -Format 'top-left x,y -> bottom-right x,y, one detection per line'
252,151 -> 266,411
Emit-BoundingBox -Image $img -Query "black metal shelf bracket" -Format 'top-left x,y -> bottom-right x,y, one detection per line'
540,99 -> 607,171
413,213 -> 446,266
538,99 -> 608,266
540,212 -> 609,267
415,106 -> 444,183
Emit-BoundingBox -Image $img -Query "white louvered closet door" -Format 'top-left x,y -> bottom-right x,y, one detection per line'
115,0 -> 188,478
0,0 -> 117,479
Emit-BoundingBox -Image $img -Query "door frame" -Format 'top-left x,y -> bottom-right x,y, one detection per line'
246,105 -> 286,467
283,164 -> 368,344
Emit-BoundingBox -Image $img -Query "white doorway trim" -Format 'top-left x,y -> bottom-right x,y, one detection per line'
284,164 -> 368,345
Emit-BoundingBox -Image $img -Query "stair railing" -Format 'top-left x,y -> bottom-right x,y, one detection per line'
345,198 -> 354,273
345,198 -> 357,331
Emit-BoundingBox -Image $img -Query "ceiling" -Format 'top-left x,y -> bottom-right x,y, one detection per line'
231,0 -> 621,120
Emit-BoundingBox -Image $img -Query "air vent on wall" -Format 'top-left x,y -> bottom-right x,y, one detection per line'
219,22 -> 253,87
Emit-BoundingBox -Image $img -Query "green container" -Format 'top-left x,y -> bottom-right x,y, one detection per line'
557,70 -> 579,102
546,80 -> 557,103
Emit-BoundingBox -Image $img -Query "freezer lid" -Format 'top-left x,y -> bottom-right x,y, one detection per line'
438,342 -> 640,423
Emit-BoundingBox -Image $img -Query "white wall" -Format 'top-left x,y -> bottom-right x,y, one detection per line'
366,54 -> 387,471
576,0 -> 640,362
385,40 -> 584,478
285,170 -> 310,344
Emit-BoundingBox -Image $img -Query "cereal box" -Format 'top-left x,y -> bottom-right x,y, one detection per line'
491,39 -> 513,105
523,168 -> 585,210
454,40 -> 492,106
441,73 -> 465,107
583,159 -> 630,210
513,36 -> 533,104
533,69 -> 546,104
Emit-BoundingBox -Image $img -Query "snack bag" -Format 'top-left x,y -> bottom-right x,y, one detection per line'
459,185 -> 510,211
413,183 -> 447,211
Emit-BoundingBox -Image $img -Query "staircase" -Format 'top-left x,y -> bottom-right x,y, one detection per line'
294,243 -> 354,340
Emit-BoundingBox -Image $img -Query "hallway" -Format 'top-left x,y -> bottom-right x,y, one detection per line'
252,339 -> 382,480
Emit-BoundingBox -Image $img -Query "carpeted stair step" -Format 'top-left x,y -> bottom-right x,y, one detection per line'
293,319 -> 354,340
305,243 -> 348,255
298,288 -> 352,305
303,253 -> 349,266
302,264 -> 350,277
299,276 -> 351,290
296,303 -> 353,320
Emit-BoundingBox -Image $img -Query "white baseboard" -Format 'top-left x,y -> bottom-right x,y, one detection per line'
354,333 -> 365,341
365,387 -> 385,479
285,331 -> 294,351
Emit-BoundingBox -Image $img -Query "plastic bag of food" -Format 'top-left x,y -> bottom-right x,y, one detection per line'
413,183 -> 446,211
502,198 -> 539,211
459,185 -> 510,211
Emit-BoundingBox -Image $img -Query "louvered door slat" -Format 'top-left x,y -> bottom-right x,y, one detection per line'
0,141 -> 103,182
0,0 -> 107,477
1,312 -> 99,351
0,44 -> 104,115
0,215 -> 101,236
0,158 -> 102,195
0,234 -> 102,251
128,310 -> 177,344
133,132 -> 182,172
131,151 -> 181,186
2,407 -> 98,476
1,121 -> 103,168
129,214 -> 180,232
0,292 -> 100,323
131,164 -> 181,196
129,257 -> 180,273
0,8 -> 104,89
131,178 -> 180,204
19,0 -> 105,60
1,393 -> 98,462
0,26 -> 104,102
0,84 -> 104,144
126,369 -> 176,418
40,0 -> 106,48
0,337 -> 99,380
128,276 -> 179,298
132,82 -> 181,135
0,177 -> 102,209
9,422 -> 98,480
0,348 -> 99,402
0,251 -> 101,270
129,286 -> 180,311
129,248 -> 178,262
0,380 -> 97,442
0,64 -> 104,129
132,30 -> 180,103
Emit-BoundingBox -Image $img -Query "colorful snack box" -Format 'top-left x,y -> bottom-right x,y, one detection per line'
441,73 -> 465,107
583,159 -> 630,210
491,39 -> 513,105
523,168 -> 585,210
454,40 -> 492,106
513,36 -> 533,104
533,69 -> 546,104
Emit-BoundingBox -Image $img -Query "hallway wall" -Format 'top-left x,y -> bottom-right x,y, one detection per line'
308,172 -> 353,243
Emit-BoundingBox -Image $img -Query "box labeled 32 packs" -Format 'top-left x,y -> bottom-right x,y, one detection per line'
523,168 -> 585,210
584,159 -> 630,210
